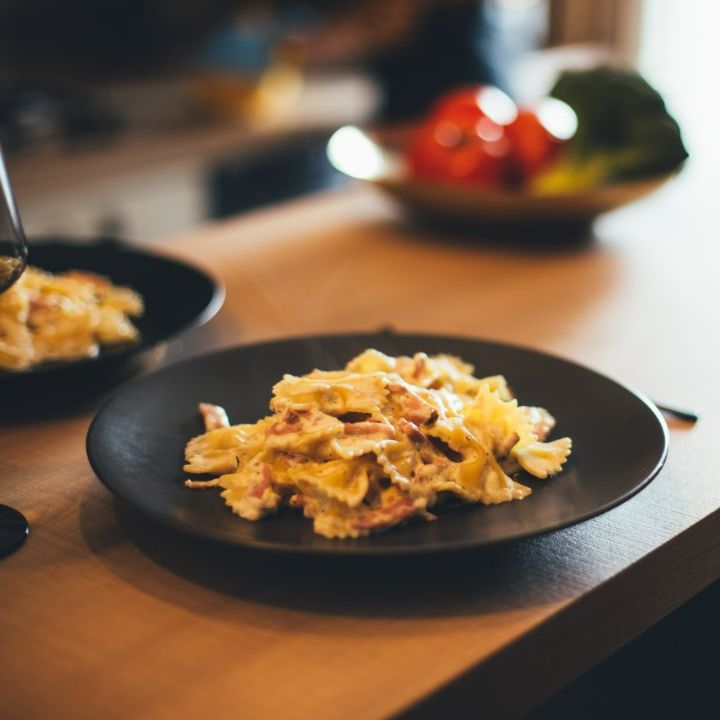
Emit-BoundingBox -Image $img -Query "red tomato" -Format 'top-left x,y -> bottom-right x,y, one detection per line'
506,99 -> 577,182
505,110 -> 561,180
429,85 -> 518,126
409,85 -> 518,187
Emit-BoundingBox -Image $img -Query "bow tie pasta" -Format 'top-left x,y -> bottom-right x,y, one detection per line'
0,267 -> 143,371
184,349 -> 572,538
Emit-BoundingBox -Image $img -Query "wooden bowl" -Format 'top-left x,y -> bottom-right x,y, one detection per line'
327,126 -> 673,229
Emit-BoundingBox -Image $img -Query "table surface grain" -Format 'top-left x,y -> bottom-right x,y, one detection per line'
2,174 -> 719,720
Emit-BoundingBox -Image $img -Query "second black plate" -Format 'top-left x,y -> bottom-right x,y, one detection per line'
0,239 -> 223,386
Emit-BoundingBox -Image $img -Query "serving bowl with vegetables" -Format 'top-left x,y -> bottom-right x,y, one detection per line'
327,67 -> 688,229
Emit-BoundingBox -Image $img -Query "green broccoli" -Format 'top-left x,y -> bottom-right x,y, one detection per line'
540,67 -> 688,190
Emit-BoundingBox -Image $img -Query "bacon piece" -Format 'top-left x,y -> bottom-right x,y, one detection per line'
398,418 -> 428,446
29,297 -> 53,312
184,478 -> 221,489
343,421 -> 394,438
250,466 -> 272,499
198,402 -> 230,431
387,383 -> 438,426
276,451 -> 309,468
268,408 -> 308,435
351,497 -> 424,532
396,418 -> 450,469
266,408 -> 343,454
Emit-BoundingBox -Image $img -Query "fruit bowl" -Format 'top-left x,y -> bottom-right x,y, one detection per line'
327,125 -> 674,230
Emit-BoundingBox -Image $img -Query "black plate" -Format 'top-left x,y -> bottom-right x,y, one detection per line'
0,239 -> 223,385
87,333 -> 668,556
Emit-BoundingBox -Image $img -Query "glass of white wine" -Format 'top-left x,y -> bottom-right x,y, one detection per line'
0,144 -> 30,557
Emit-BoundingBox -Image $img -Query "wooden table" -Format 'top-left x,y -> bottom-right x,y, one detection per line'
2,175 -> 719,719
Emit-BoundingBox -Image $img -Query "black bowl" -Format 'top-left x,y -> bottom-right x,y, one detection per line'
0,238 -> 223,387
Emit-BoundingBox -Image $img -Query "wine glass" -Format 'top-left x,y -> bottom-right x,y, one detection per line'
0,144 -> 30,557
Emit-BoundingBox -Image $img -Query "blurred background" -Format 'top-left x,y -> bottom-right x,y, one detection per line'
0,0 -> 713,241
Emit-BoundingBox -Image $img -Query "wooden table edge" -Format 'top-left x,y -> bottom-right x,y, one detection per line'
395,507 -> 720,719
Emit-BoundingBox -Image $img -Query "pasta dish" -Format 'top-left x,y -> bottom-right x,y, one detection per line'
184,349 -> 572,539
0,266 -> 143,371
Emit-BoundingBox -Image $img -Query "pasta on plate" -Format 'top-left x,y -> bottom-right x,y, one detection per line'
0,266 -> 143,371
185,349 -> 572,538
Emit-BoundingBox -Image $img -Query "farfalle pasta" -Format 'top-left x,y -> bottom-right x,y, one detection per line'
184,349 -> 572,538
0,267 -> 143,371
